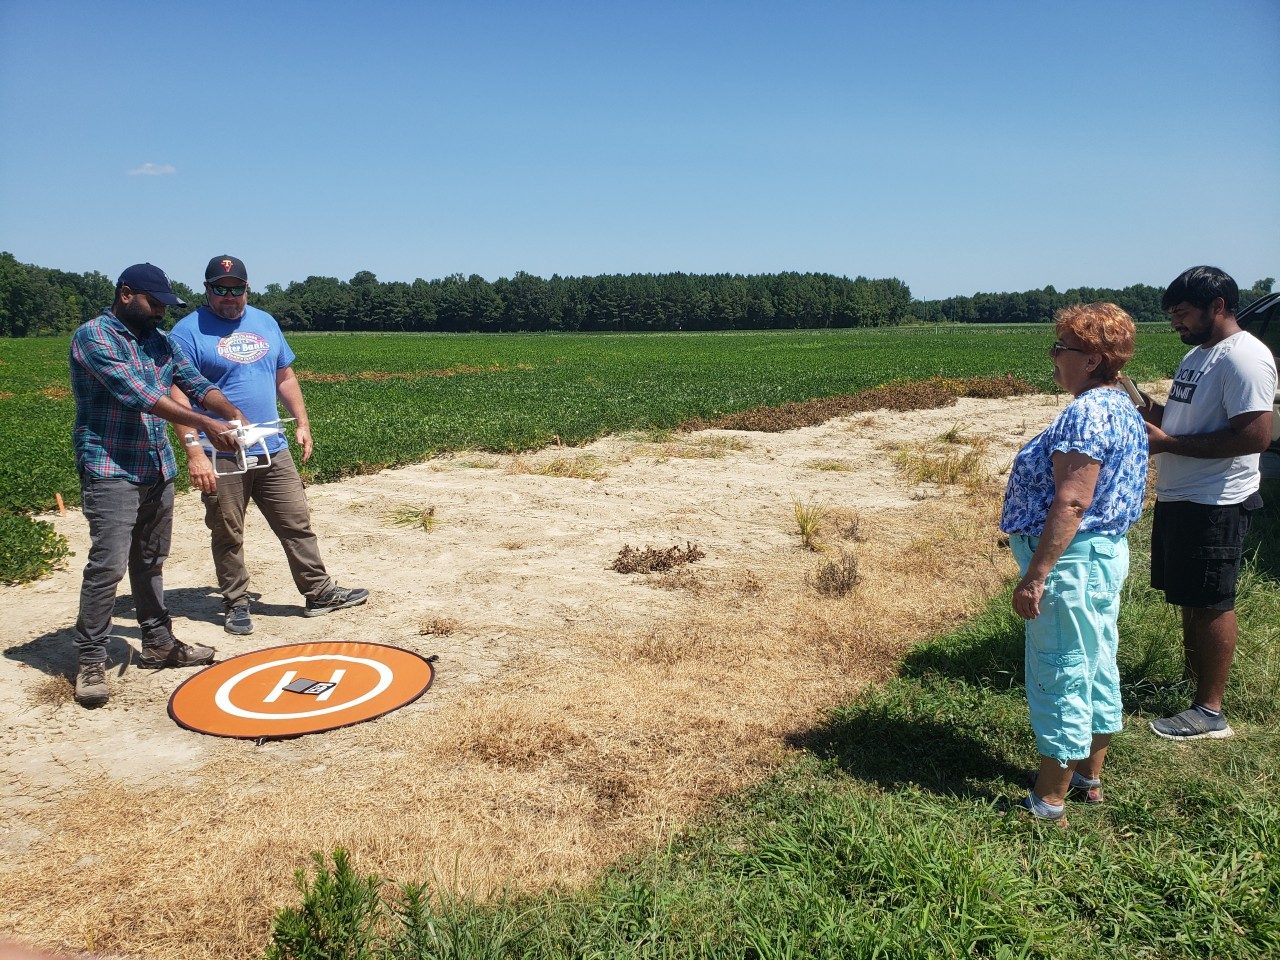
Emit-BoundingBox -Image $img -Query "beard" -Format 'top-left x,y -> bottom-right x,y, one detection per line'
1179,327 -> 1211,346
209,299 -> 245,321
118,298 -> 162,335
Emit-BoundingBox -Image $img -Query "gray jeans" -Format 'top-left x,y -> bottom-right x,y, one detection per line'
202,447 -> 333,607
75,477 -> 175,664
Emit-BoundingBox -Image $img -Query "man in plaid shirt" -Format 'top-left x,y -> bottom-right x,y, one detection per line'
70,263 -> 243,708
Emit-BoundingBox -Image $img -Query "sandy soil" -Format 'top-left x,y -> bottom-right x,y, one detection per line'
0,390 -> 1072,959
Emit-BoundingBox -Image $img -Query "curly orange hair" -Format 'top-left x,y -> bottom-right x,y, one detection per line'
1055,302 -> 1135,381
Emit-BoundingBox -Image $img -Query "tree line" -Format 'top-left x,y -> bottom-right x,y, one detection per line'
1,251 -> 1272,336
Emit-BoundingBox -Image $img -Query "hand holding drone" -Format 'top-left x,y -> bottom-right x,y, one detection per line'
205,418 -> 297,476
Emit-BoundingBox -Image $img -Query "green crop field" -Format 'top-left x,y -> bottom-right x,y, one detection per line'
0,324 -> 1186,516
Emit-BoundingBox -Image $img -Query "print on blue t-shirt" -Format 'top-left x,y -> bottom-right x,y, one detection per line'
168,305 -> 295,454
1000,387 -> 1148,537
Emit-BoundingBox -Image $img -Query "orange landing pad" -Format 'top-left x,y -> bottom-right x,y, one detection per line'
168,642 -> 434,740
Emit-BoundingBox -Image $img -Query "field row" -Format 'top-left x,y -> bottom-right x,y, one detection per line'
0,325 -> 1186,514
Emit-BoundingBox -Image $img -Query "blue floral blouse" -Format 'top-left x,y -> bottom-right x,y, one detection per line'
1000,387 -> 1148,537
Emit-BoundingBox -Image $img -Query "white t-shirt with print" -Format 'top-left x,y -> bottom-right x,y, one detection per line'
1156,330 -> 1277,505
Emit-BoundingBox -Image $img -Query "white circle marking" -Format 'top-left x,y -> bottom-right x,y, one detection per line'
214,655 -> 395,721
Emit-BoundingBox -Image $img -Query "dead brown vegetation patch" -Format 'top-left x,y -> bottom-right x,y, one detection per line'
681,376 -> 1035,433
611,542 -> 706,574
0,489 -> 1016,960
419,616 -> 458,636
41,384 -> 71,400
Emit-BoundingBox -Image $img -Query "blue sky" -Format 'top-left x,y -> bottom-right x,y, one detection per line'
1,1 -> 1276,300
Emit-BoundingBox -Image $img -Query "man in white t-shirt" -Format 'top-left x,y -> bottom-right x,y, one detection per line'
1139,266 -> 1276,741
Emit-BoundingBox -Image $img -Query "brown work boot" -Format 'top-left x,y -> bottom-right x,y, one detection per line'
75,662 -> 109,708
137,638 -> 215,670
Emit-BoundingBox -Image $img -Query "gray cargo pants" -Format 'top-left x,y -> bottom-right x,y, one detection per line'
75,477 -> 176,665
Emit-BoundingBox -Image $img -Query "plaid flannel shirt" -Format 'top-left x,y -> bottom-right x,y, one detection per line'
70,310 -> 217,483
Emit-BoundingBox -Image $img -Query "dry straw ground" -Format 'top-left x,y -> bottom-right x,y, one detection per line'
1,384 -> 1076,960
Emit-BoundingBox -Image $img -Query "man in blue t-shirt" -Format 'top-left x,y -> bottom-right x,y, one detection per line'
168,255 -> 368,635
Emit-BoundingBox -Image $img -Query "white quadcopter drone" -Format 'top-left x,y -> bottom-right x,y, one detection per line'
204,418 -> 296,475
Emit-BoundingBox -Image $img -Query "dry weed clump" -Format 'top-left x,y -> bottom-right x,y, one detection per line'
696,435 -> 752,452
826,507 -> 867,543
383,504 -> 437,532
804,458 -> 852,472
508,455 -> 608,480
636,441 -> 725,461
611,542 -> 705,574
891,424 -> 995,493
632,434 -> 750,461
650,567 -> 704,592
808,549 -> 861,597
26,673 -> 73,708
419,616 -> 457,636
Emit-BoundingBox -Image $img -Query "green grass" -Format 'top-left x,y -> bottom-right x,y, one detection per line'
264,483 -> 1280,959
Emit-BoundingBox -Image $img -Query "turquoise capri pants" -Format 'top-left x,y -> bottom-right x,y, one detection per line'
1010,531 -> 1128,765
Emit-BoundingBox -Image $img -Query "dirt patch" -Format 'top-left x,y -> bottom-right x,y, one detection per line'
681,375 -> 1034,432
0,386 -> 1081,959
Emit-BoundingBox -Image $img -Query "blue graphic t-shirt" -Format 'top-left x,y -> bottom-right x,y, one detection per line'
1000,387 -> 1148,537
168,305 -> 296,454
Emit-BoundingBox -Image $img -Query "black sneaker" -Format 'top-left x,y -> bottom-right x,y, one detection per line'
138,638 -> 216,669
225,601 -> 254,636
75,663 -> 109,708
303,585 -> 370,617
1150,706 -> 1234,741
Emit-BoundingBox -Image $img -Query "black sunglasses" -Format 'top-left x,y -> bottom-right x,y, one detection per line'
208,283 -> 247,297
1049,341 -> 1088,356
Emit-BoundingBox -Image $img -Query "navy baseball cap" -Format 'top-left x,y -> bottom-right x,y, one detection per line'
116,263 -> 186,307
205,255 -> 248,284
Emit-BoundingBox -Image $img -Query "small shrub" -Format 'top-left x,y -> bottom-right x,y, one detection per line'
809,549 -> 861,597
612,541 -> 705,574
0,510 -> 71,585
264,849 -> 383,960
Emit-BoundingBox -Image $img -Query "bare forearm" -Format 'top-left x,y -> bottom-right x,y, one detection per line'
199,388 -> 242,423
1150,405 -> 1274,459
151,396 -> 231,434
276,376 -> 310,429
1156,426 -> 1271,459
1024,501 -> 1086,583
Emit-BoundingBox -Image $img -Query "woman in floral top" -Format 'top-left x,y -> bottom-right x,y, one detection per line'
999,302 -> 1149,823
